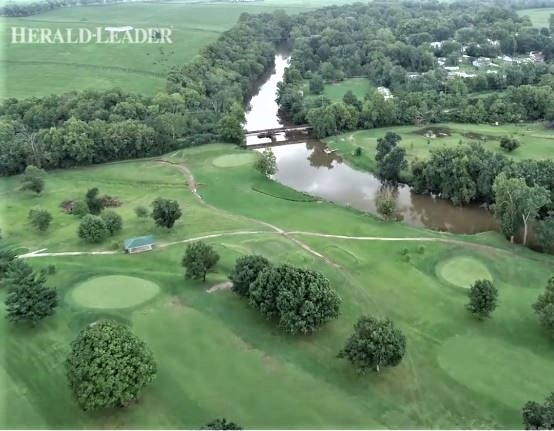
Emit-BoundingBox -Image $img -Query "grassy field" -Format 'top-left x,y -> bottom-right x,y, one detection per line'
0,0 -> 334,98
305,77 -> 372,103
326,122 -> 554,173
1,143 -> 554,428
518,7 -> 554,27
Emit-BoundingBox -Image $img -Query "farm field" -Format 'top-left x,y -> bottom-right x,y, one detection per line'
0,1 -> 325,98
2,143 -> 554,428
326,122 -> 554,173
518,7 -> 554,27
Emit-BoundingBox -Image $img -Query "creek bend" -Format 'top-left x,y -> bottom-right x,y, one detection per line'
244,53 -> 497,235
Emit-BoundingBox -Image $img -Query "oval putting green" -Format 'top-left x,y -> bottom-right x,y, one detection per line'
436,256 -> 492,289
70,275 -> 160,309
212,153 -> 256,168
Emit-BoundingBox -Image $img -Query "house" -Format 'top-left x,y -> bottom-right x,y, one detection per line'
472,57 -> 492,68
529,51 -> 545,63
124,235 -> 155,254
377,86 -> 393,100
444,66 -> 460,71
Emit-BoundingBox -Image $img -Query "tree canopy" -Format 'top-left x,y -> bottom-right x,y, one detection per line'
255,148 -> 277,178
20,165 -> 45,194
522,391 -> 554,429
28,207 -> 52,232
78,215 -> 109,243
248,264 -> 341,334
338,316 -> 406,373
182,241 -> 220,282
533,275 -> 554,340
466,279 -> 498,319
151,198 -> 182,229
229,254 -> 272,297
66,320 -> 157,411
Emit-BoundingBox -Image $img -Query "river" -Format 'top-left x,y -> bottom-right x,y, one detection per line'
243,53 -> 498,235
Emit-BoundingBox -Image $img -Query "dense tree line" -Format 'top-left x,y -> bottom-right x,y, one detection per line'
0,12 -> 292,176
277,2 -> 554,138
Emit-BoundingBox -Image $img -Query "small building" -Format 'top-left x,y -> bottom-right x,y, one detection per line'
124,235 -> 155,254
377,86 -> 394,100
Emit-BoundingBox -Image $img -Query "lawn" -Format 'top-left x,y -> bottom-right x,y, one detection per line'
518,8 -> 554,27
2,143 -> 554,428
325,122 -> 554,173
305,77 -> 372,103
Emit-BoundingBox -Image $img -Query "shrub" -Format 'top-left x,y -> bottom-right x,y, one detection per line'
100,210 -> 122,236
77,215 -> 109,243
28,207 -> 52,231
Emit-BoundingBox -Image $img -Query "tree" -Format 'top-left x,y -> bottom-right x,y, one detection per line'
533,276 -> 554,339
4,259 -> 58,325
20,165 -> 45,194
375,186 -> 396,220
217,102 -> 245,144
135,205 -> 149,218
182,241 -> 220,282
66,320 -> 157,411
151,198 -> 182,229
0,238 -> 17,282
536,212 -> 554,254
202,419 -> 243,430
28,207 -> 52,231
78,215 -> 109,243
500,136 -> 521,152
466,279 -> 498,319
522,391 -> 554,429
248,265 -> 341,334
493,173 -> 550,245
229,255 -> 271,297
100,210 -> 122,236
85,187 -> 104,215
255,148 -> 277,177
337,316 -> 406,373
309,74 -> 324,95
375,132 -> 406,183
72,200 -> 89,218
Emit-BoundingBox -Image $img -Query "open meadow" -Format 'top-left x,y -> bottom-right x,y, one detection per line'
1,143 -> 554,428
518,7 -> 554,27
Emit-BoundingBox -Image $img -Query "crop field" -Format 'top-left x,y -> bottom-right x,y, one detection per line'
1,143 -> 554,428
0,1 -> 330,98
518,8 -> 554,27
326,122 -> 554,173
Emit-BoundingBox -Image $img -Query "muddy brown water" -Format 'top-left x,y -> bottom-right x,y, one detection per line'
244,54 -> 498,234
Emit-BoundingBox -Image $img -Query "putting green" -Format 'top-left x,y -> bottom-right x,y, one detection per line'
70,275 -> 160,309
212,153 -> 256,168
438,335 -> 553,407
436,256 -> 492,289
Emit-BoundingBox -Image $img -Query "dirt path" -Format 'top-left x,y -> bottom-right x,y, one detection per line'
207,281 -> 233,293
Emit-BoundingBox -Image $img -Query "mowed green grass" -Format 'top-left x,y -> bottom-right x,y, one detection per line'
70,275 -> 160,309
518,8 -> 554,27
436,256 -> 493,289
2,144 -> 554,428
0,1 -> 320,98
326,122 -> 554,173
304,77 -> 372,103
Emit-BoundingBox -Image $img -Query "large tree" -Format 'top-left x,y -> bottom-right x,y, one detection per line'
533,276 -> 554,340
466,279 -> 498,319
85,187 -> 104,215
375,132 -> 406,183
151,198 -> 182,229
229,255 -> 272,297
78,215 -> 109,243
100,210 -> 122,236
66,320 -> 157,411
493,173 -> 550,245
248,265 -> 341,334
522,391 -> 554,429
28,207 -> 52,232
0,237 -> 17,282
338,316 -> 406,373
182,241 -> 220,282
4,259 -> 58,325
20,165 -> 45,194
